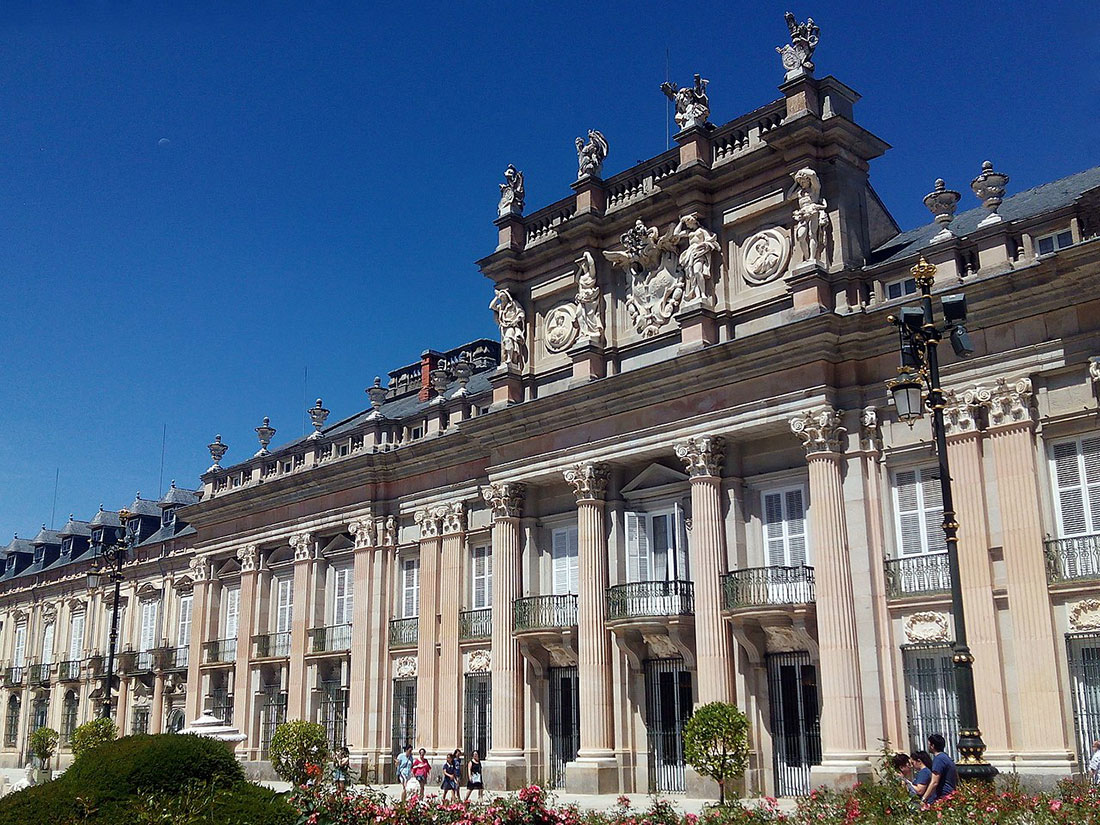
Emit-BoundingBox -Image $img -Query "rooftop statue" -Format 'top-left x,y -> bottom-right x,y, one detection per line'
660,73 -> 710,131
575,129 -> 609,179
489,289 -> 527,370
497,164 -> 525,218
776,11 -> 820,80
790,167 -> 831,268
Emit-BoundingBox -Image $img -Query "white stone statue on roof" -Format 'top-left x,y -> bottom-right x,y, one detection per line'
575,129 -> 609,179
776,11 -> 820,80
489,289 -> 527,370
498,164 -> 525,218
660,74 -> 710,131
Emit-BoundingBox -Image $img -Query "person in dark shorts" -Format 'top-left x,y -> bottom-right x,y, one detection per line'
464,749 -> 484,801
441,752 -> 459,801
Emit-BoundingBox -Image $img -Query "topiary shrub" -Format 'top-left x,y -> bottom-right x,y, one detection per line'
268,720 -> 330,786
28,726 -> 59,770
683,700 -> 750,805
69,717 -> 118,761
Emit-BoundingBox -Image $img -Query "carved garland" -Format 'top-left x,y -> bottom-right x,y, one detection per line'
1070,599 -> 1100,631
394,656 -> 418,678
903,612 -> 951,644
467,650 -> 491,674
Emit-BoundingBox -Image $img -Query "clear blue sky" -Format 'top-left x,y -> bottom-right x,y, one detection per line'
1,2 -> 1096,540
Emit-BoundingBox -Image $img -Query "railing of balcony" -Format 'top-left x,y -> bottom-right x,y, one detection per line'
203,638 -> 238,664
389,617 -> 418,648
1046,535 -> 1100,582
459,609 -> 491,640
607,580 -> 695,620
3,665 -> 24,687
513,594 -> 578,631
722,566 -> 816,609
310,624 -> 353,653
29,663 -> 50,685
254,632 -> 291,659
133,652 -> 155,673
163,646 -> 189,670
884,554 -> 951,598
58,660 -> 82,681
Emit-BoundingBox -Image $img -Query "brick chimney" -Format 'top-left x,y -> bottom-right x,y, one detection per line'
418,350 -> 443,402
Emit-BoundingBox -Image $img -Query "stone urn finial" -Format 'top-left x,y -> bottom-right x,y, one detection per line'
924,178 -> 961,240
971,160 -> 1009,227
207,435 -> 228,471
254,417 -> 276,457
307,399 -> 329,439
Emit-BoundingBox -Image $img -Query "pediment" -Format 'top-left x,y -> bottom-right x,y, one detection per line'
621,462 -> 689,495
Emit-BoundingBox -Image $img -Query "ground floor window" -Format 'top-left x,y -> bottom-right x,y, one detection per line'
902,643 -> 959,753
260,685 -> 288,758
4,696 -> 18,748
61,691 -> 79,744
131,706 -> 150,735
548,666 -> 579,789
644,658 -> 692,794
320,680 -> 349,750
390,677 -> 417,781
766,651 -> 821,797
463,673 -> 491,759
165,707 -> 186,734
1068,632 -> 1100,769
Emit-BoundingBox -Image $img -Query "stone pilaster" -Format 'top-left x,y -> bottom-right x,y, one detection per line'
233,544 -> 259,756
185,556 -> 212,723
790,409 -> 873,786
982,378 -> 1074,772
562,462 -> 617,793
481,482 -> 527,786
942,388 -> 1011,759
438,502 -> 466,751
287,533 -> 315,720
674,436 -> 734,703
414,508 -> 444,751
346,519 -> 373,765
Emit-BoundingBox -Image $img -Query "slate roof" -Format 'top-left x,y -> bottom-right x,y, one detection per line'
870,166 -> 1100,267
32,527 -> 62,546
126,495 -> 162,518
90,507 -> 122,528
3,538 -> 33,556
136,522 -> 197,547
58,517 -> 93,538
159,482 -> 200,508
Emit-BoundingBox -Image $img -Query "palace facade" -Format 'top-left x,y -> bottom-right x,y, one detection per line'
3,20 -> 1100,797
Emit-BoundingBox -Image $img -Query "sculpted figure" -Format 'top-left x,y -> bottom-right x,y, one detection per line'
575,129 -> 609,178
497,164 -> 525,218
776,12 -> 820,78
790,168 -> 830,267
489,289 -> 527,370
672,214 -> 721,304
574,251 -> 604,341
660,74 -> 710,130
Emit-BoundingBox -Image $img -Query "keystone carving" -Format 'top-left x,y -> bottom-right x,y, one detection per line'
675,436 -> 724,478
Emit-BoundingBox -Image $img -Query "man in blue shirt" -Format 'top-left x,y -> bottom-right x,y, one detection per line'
921,734 -> 958,807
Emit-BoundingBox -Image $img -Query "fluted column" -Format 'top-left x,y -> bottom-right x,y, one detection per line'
185,557 -> 212,722
563,462 -> 617,792
942,390 -> 1010,756
983,378 -> 1072,768
482,482 -> 526,786
288,533 -> 316,720
438,502 -> 466,751
233,544 -> 259,748
415,508 -> 444,751
790,409 -> 871,785
675,436 -> 734,703
346,518 -> 374,763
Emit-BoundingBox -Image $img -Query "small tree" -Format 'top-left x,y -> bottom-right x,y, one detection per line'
29,727 -> 59,772
268,720 -> 330,787
683,701 -> 750,805
70,717 -> 118,761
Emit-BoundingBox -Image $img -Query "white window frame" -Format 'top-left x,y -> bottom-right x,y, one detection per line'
332,567 -> 353,626
551,525 -> 579,595
176,594 -> 193,649
884,275 -> 917,301
69,612 -> 85,661
223,587 -> 240,640
400,558 -> 420,618
760,485 -> 810,567
891,466 -> 947,557
625,505 -> 688,583
139,599 -> 159,652
14,622 -> 27,668
1036,229 -> 1074,256
1051,435 -> 1100,538
41,622 -> 55,665
275,578 -> 293,634
470,545 -> 493,609
162,508 -> 175,528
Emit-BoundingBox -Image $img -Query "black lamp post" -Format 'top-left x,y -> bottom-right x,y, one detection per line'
886,257 -> 997,781
86,509 -> 132,720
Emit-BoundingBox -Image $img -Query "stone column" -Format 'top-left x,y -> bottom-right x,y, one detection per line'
481,482 -> 526,787
346,518 -> 374,766
674,436 -> 734,703
438,503 -> 466,752
185,556 -> 211,723
233,545 -> 259,748
415,508 -> 444,752
288,533 -> 316,720
563,462 -> 617,793
942,390 -> 1010,758
151,674 -> 165,735
983,378 -> 1073,774
790,409 -> 872,786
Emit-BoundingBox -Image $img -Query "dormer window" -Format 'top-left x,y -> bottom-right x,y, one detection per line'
162,508 -> 176,528
128,519 -> 140,541
61,538 -> 73,557
33,547 -> 44,564
92,529 -> 103,546
1036,229 -> 1073,256
6,558 -> 14,572
884,276 -> 917,301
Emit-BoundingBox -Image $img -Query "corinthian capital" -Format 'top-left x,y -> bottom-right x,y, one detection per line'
481,482 -> 526,520
414,508 -> 443,540
188,556 -> 210,582
674,436 -> 724,478
790,408 -> 846,455
348,519 -> 374,548
943,386 -> 990,436
563,462 -> 609,501
290,532 -> 315,561
986,377 -> 1034,427
440,501 -> 466,535
859,407 -> 881,452
1088,356 -> 1100,384
236,544 -> 258,572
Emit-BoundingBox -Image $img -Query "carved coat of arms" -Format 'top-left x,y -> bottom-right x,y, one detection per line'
604,220 -> 685,337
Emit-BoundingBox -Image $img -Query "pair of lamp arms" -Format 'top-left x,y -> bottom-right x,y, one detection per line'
85,508 -> 132,589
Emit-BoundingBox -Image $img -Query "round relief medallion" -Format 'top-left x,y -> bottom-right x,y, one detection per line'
741,227 -> 791,285
544,303 -> 579,353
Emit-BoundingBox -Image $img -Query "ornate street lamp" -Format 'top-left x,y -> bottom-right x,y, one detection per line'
886,257 -> 996,781
87,509 -> 132,719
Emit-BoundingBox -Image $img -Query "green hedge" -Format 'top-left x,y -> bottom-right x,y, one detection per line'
0,733 -> 294,825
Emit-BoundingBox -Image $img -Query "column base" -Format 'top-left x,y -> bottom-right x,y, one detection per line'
809,756 -> 875,790
565,756 -> 620,794
484,753 -> 529,790
1001,751 -> 1077,789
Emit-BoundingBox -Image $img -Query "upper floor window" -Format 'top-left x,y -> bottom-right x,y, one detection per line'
14,622 -> 27,668
400,559 -> 420,618
470,545 -> 492,609
1052,436 -> 1100,537
885,276 -> 917,301
92,529 -> 104,546
223,587 -> 240,639
1036,229 -> 1073,256
162,508 -> 176,529
892,467 -> 946,556
177,594 -> 193,648
69,612 -> 85,661
762,486 -> 810,567
551,527 -> 579,595
625,507 -> 688,582
61,538 -> 73,557
41,622 -> 55,665
275,578 -> 294,634
139,599 -> 160,652
332,567 -> 353,626
33,547 -> 44,564
128,519 -> 140,540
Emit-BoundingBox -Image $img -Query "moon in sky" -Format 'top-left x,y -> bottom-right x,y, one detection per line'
158,138 -> 170,146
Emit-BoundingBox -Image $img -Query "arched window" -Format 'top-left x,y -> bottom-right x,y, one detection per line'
165,707 -> 186,734
61,691 -> 79,744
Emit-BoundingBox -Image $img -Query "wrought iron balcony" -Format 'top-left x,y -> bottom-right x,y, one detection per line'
310,624 -> 352,653
460,608 -> 492,640
513,594 -> 578,631
129,651 -> 155,673
884,554 -> 951,598
1045,534 -> 1100,583
722,566 -> 816,609
29,663 -> 51,685
389,617 -> 418,648
253,631 -> 291,659
161,646 -> 189,671
202,638 -> 238,664
607,580 -> 694,620
58,660 -> 82,681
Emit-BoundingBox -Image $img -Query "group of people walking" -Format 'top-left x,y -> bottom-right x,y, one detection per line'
891,734 -> 958,809
395,745 -> 485,802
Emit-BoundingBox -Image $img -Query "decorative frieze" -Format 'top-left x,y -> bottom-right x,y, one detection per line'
1069,599 -> 1100,632
236,544 -> 258,573
741,227 -> 790,285
290,532 -> 315,562
467,650 -> 491,674
481,482 -> 526,520
987,377 -> 1034,427
394,656 -> 417,678
563,462 -> 610,501
790,408 -> 846,455
674,436 -> 724,478
903,611 -> 952,644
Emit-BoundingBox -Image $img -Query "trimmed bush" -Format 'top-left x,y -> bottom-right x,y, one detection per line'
69,716 -> 118,760
28,726 -> 59,768
683,701 -> 751,804
268,719 -> 330,786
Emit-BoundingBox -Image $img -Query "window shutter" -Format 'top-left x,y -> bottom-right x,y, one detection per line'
552,529 -> 568,595
1054,441 -> 1088,536
471,548 -> 487,609
177,596 -> 193,649
1084,437 -> 1100,534
403,559 -> 420,617
568,527 -> 579,594
276,579 -> 293,633
763,492 -> 787,567
894,470 -> 925,556
14,624 -> 26,667
920,468 -> 947,554
486,546 -> 494,606
673,502 -> 689,581
41,623 -> 55,665
651,514 -> 670,582
140,601 -> 158,652
69,613 -> 85,661
225,588 -> 240,638
626,512 -> 650,582
334,568 -> 352,625
785,489 -> 808,567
